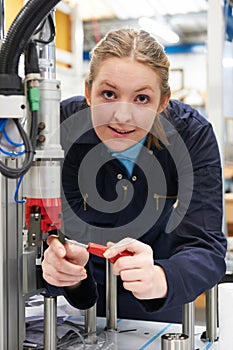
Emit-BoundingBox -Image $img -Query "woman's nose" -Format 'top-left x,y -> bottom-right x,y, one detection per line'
112,102 -> 133,124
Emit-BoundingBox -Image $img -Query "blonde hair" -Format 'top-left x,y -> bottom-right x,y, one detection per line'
86,28 -> 171,148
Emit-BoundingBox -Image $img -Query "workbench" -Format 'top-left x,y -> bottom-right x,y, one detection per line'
62,316 -> 219,349
25,295 -> 219,349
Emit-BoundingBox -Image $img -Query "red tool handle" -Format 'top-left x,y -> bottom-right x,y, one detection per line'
87,242 -> 133,263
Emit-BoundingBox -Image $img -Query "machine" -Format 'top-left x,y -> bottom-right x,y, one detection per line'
0,0 -> 63,348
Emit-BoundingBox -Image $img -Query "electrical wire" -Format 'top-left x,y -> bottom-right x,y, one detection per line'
0,42 -> 40,178
0,117 -> 35,178
24,320 -> 86,350
0,0 -> 61,179
0,118 -> 7,131
3,128 -> 24,147
24,318 -> 110,350
32,13 -> 55,45
57,324 -> 86,349
0,118 -> 25,157
0,146 -> 25,156
14,175 -> 26,204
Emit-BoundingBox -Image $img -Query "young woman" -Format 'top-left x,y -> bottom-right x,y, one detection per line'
42,28 -> 227,322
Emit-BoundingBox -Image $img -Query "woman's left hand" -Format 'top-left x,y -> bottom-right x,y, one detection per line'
103,238 -> 168,300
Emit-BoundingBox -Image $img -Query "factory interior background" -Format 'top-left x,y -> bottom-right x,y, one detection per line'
1,0 -> 233,341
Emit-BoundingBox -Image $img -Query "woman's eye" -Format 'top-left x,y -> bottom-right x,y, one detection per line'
136,95 -> 149,104
103,91 -> 115,100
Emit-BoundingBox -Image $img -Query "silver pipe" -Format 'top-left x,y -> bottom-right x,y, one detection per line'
85,304 -> 97,344
182,302 -> 195,350
3,165 -> 24,349
106,260 -> 117,330
85,303 -> 97,334
206,286 -> 218,341
0,174 -> 5,350
44,295 -> 57,350
0,9 -> 6,349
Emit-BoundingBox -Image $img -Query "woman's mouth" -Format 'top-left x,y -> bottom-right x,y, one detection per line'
108,125 -> 134,136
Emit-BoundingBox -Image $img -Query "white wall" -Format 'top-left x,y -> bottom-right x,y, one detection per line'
169,52 -> 206,93
56,66 -> 85,101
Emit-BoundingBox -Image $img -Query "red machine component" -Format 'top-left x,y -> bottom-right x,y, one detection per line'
25,197 -> 62,234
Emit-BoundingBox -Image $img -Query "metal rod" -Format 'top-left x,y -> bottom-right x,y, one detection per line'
44,295 -> 57,350
182,301 -> 195,350
206,286 -> 218,341
65,238 -> 88,248
85,303 -> 97,334
85,303 -> 97,344
3,167 -> 24,349
106,259 -> 117,330
0,174 -> 5,350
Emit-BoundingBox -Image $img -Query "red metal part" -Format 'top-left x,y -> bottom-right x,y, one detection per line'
25,197 -> 62,233
86,242 -> 133,263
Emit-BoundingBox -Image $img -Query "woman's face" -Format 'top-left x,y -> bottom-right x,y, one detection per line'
85,57 -> 169,151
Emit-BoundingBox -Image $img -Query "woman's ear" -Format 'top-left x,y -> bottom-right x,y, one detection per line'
84,81 -> 91,106
158,92 -> 171,113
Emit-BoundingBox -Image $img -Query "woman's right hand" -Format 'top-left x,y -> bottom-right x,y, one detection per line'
42,235 -> 89,287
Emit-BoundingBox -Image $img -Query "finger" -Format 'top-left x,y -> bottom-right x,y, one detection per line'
106,241 -> 115,248
43,269 -> 87,287
64,243 -> 89,267
104,238 -> 147,259
43,251 -> 86,277
42,258 -> 87,285
110,237 -> 136,249
112,251 -> 153,275
64,241 -> 86,258
111,255 -> 140,275
122,280 -> 144,295
43,266 -> 87,282
119,268 -> 147,282
46,235 -> 66,257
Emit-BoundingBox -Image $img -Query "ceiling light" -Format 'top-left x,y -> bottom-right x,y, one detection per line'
142,0 -> 208,16
105,0 -> 155,19
139,17 -> 180,44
